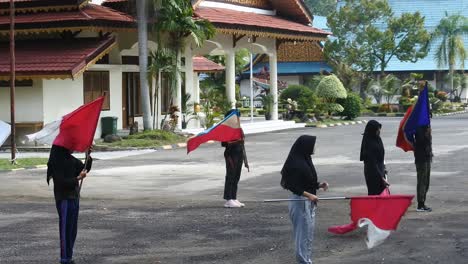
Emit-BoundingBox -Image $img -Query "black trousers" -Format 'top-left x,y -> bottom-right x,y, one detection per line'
223,144 -> 244,200
416,162 -> 431,204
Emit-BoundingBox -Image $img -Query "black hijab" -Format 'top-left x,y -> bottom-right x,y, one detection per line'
360,120 -> 384,162
281,135 -> 317,190
46,145 -> 73,185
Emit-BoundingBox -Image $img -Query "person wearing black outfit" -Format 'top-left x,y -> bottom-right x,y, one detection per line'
360,120 -> 389,195
281,135 -> 328,264
47,145 -> 93,264
222,109 -> 248,208
414,125 -> 433,212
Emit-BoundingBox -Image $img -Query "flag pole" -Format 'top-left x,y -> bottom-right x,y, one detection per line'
78,149 -> 90,194
9,0 -> 16,164
263,197 -> 350,202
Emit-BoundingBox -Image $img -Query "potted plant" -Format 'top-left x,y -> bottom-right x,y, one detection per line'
257,94 -> 274,120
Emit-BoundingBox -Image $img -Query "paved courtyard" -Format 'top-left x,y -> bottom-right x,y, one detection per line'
1,115 -> 467,263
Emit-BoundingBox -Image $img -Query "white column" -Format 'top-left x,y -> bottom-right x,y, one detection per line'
184,46 -> 195,128
175,51 -> 182,129
192,73 -> 201,128
185,46 -> 194,103
250,52 -> 254,122
193,73 -> 200,104
225,50 -> 236,109
269,51 -> 279,120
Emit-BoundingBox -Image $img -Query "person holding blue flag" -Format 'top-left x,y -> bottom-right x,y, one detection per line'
414,124 -> 433,212
396,81 -> 433,212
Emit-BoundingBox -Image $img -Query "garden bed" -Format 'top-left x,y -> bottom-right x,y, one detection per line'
97,130 -> 187,149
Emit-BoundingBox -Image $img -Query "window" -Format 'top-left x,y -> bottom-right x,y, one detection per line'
83,71 -> 110,110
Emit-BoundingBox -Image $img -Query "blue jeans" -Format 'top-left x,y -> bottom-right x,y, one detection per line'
289,194 -> 316,264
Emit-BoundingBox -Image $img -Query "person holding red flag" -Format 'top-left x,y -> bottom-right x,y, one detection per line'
30,96 -> 104,263
222,109 -> 249,208
281,135 -> 329,264
47,146 -> 93,264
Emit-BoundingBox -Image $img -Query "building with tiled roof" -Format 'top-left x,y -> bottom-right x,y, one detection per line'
0,0 -> 140,144
239,15 -> 332,101
1,0 -> 332,142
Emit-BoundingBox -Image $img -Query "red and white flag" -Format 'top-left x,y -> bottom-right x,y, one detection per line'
328,189 -> 413,248
27,97 -> 104,152
187,110 -> 243,154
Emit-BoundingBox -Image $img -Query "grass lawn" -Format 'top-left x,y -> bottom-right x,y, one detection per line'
99,130 -> 187,148
0,158 -> 48,170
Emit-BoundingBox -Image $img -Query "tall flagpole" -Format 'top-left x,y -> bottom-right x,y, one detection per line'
250,53 -> 254,123
9,0 -> 16,164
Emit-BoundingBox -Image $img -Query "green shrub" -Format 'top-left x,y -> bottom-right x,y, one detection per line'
316,75 -> 347,114
280,84 -> 318,111
338,92 -> 362,120
367,104 -> 380,113
316,75 -> 347,100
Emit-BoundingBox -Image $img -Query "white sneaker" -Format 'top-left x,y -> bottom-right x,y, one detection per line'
224,199 -> 241,208
234,200 -> 245,207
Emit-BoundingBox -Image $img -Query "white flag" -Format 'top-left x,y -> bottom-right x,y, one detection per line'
26,120 -> 61,145
0,120 -> 10,147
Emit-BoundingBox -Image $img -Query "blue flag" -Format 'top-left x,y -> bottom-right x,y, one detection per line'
403,82 -> 431,148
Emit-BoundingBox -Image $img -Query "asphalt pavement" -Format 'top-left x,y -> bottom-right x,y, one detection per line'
1,115 -> 467,263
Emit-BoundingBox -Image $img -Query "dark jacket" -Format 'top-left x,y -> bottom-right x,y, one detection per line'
281,135 -> 319,196
47,145 -> 93,200
360,120 -> 386,195
414,126 -> 433,163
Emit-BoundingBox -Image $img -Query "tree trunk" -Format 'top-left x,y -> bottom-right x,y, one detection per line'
136,0 -> 152,130
450,65 -> 454,101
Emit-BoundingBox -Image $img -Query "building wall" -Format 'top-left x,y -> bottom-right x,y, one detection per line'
42,68 -> 125,139
0,81 -> 43,122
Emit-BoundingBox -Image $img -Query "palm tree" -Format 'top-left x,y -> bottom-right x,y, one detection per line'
153,0 -> 215,128
148,48 -> 178,129
432,13 -> 468,95
368,74 -> 401,110
136,0 -> 153,130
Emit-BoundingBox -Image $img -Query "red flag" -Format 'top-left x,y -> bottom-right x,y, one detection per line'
27,97 -> 104,152
187,110 -> 243,154
53,97 -> 104,152
328,189 -> 414,248
396,105 -> 414,152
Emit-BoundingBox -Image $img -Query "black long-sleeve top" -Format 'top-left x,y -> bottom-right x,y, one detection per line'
281,135 -> 320,196
47,145 -> 93,200
414,126 -> 433,163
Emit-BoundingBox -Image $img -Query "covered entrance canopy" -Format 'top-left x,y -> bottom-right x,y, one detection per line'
187,0 -> 330,122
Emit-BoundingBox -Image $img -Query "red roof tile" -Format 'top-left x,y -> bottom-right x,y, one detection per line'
0,4 -> 135,33
193,56 -> 224,72
195,7 -> 330,40
0,37 -> 116,79
0,0 -> 87,12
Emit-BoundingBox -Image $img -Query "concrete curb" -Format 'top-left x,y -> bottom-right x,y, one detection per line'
433,109 -> 468,117
307,120 -> 368,128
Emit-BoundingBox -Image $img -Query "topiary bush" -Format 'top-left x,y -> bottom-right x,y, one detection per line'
338,92 -> 362,120
317,75 -> 347,100
316,75 -> 347,115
